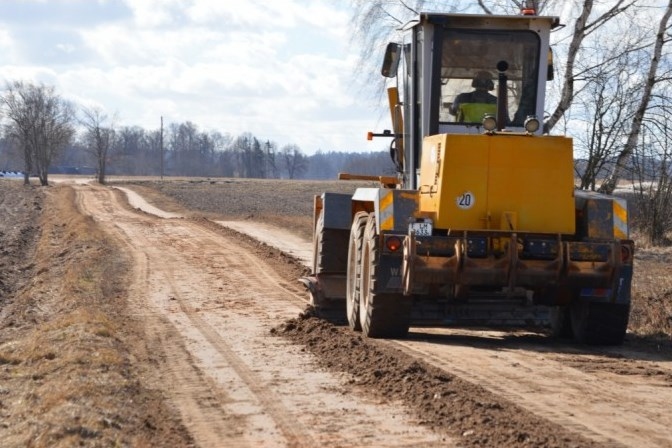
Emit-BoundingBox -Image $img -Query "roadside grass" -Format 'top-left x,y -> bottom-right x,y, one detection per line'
628,231 -> 672,339
0,185 -> 130,447
0,184 -> 192,448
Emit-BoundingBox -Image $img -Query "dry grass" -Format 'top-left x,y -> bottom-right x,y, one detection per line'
628,236 -> 672,338
0,183 -> 192,448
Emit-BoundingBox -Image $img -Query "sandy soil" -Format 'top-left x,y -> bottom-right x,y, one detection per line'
120,178 -> 672,447
74,183 -> 447,447
2,176 -> 672,447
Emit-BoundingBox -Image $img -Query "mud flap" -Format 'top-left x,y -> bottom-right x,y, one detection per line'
570,301 -> 629,345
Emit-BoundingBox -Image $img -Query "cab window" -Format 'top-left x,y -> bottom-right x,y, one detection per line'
439,29 -> 540,127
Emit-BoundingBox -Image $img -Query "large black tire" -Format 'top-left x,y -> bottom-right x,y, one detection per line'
359,214 -> 411,338
346,212 -> 369,331
549,306 -> 573,339
311,209 -> 349,322
312,210 -> 349,275
570,301 -> 630,345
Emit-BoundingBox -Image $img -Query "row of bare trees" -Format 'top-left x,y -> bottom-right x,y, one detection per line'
550,0 -> 672,244
352,0 -> 672,243
0,83 -> 311,184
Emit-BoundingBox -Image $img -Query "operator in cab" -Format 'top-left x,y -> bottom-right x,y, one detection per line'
449,71 -> 497,123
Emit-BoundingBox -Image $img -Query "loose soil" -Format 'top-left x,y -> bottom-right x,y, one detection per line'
2,176 -> 671,447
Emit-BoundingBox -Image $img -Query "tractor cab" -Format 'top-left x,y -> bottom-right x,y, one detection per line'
383,13 -> 559,189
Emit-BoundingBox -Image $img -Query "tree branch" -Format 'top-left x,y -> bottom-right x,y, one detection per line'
599,0 -> 672,194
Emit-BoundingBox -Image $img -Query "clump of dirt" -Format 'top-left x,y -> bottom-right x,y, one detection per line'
273,310 -> 603,448
0,181 -> 193,447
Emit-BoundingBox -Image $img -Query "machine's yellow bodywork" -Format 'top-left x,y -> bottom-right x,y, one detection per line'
303,11 -> 633,345
418,133 -> 575,234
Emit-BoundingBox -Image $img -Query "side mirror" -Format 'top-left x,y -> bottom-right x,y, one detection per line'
381,42 -> 401,78
547,48 -> 554,81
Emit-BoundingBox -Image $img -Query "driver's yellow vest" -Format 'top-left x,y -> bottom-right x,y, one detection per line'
458,103 -> 497,123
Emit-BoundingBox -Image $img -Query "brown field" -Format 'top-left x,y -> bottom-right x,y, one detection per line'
117,176 -> 378,240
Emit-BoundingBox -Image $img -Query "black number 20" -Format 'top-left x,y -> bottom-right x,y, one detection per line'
458,192 -> 473,207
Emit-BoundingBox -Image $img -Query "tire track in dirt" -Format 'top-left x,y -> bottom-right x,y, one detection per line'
159,260 -> 315,447
78,186 -> 315,446
390,329 -> 672,447
76,190 -> 244,447
74,184 -> 448,447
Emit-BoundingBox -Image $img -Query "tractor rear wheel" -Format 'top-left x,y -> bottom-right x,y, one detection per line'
346,212 -> 369,331
570,301 -> 630,345
359,214 -> 411,338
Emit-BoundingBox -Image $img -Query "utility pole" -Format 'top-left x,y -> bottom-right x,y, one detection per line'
160,116 -> 164,181
265,140 -> 271,179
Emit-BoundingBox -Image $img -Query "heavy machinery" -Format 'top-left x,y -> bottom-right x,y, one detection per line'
300,8 -> 634,345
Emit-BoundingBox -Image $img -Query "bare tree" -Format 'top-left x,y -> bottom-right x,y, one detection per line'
80,106 -> 116,184
573,43 -> 642,190
229,133 -> 255,177
631,106 -> 672,244
167,121 -> 199,176
281,144 -> 308,179
116,126 -> 149,175
544,1 -> 635,134
599,0 -> 672,194
350,0 -> 431,101
0,81 -> 76,186
1,81 -> 37,184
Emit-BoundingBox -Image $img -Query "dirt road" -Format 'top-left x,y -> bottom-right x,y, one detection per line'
73,183 -> 447,447
391,329 -> 672,447
64,180 -> 672,447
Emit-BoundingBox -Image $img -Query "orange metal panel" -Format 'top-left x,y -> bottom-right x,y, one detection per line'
418,133 -> 575,234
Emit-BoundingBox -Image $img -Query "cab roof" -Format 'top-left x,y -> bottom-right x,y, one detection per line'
411,12 -> 561,30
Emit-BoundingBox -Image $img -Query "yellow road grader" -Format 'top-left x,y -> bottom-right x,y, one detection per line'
301,8 -> 634,345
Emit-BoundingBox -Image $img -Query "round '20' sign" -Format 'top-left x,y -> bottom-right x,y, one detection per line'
456,191 -> 475,210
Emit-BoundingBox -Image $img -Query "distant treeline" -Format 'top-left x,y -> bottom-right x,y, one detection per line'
0,121 -> 396,181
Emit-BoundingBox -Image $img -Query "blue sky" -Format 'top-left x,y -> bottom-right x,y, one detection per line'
0,0 -> 385,154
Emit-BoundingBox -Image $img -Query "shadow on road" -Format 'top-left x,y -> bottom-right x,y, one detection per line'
406,327 -> 672,363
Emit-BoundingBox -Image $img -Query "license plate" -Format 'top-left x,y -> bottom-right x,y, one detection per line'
410,221 -> 432,236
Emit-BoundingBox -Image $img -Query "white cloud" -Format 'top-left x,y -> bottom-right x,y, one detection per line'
0,0 -> 380,154
0,29 -> 17,63
122,0 -> 184,28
